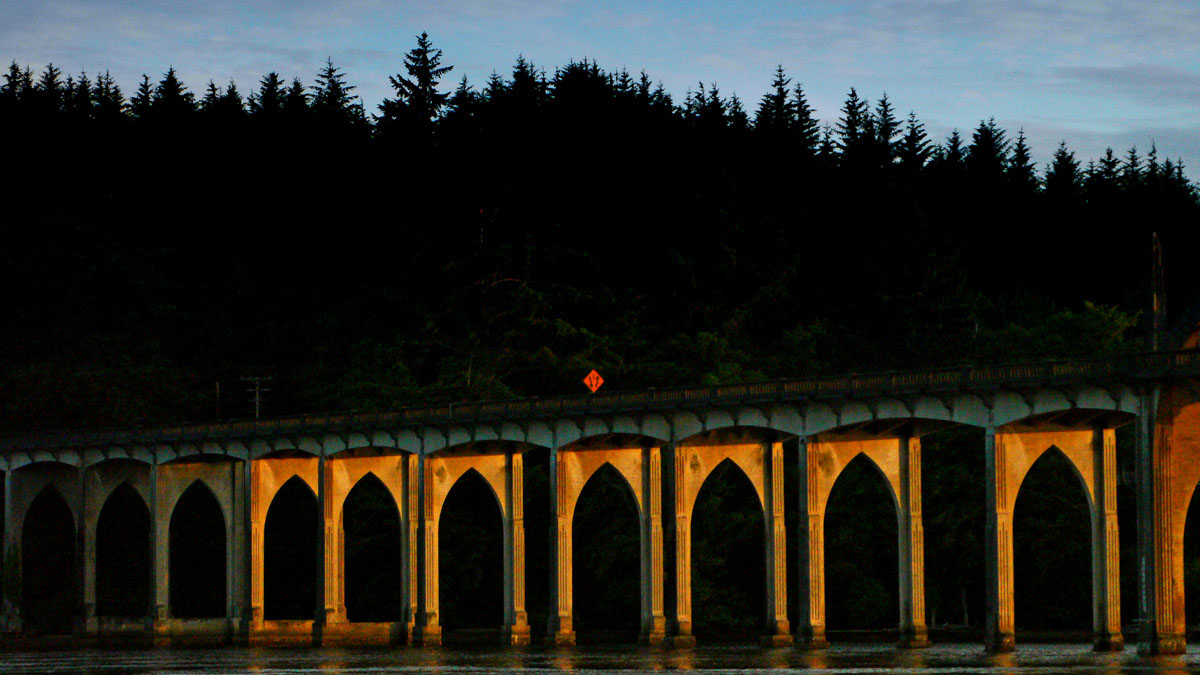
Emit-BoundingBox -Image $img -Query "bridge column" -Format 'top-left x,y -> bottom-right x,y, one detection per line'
763,441 -> 790,645
547,444 -> 575,645
77,468 -> 94,636
795,437 -> 827,649
248,461 -> 264,628
152,464 -> 170,637
1091,428 -> 1123,651
1,471 -> 18,631
985,428 -> 1015,652
316,454 -> 332,640
671,444 -> 695,647
898,435 -> 929,648
641,445 -> 666,644
404,453 -> 419,643
1136,397 -> 1187,654
503,450 -> 530,644
414,453 -> 441,645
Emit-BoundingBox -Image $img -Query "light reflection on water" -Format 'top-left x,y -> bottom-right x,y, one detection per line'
0,643 -> 1196,674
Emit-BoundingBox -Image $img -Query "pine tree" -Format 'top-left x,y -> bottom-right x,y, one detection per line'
873,94 -> 900,165
129,74 -> 153,119
754,65 -> 792,133
248,72 -> 286,117
1007,129 -> 1038,194
793,82 -> 820,158
311,57 -> 365,127
151,67 -> 196,118
897,112 -> 931,172
836,87 -> 871,156
383,31 -> 453,125
1121,146 -> 1142,191
1044,141 -> 1081,200
283,77 -> 309,116
92,71 -> 124,119
34,63 -> 64,115
966,117 -> 1008,186
65,71 -> 94,119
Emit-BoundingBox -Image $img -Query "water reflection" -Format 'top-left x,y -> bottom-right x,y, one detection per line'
0,643 -> 1198,674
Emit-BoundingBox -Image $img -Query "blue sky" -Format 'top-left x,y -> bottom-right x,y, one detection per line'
4,0 -> 1198,176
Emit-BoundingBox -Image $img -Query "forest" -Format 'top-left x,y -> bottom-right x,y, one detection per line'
3,33 -> 1200,639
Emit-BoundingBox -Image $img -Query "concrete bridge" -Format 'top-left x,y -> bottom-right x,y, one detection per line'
3,351 -> 1200,652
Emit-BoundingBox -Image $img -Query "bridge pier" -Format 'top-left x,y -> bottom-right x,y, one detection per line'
984,429 -> 1016,653
897,436 -> 930,649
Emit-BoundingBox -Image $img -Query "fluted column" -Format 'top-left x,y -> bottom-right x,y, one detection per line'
547,445 -> 574,645
249,461 -> 264,627
2,471 -> 19,631
1091,428 -> 1123,651
898,435 -> 930,648
414,453 -> 441,645
763,441 -> 790,645
76,468 -> 90,635
985,428 -> 1015,652
641,445 -> 666,644
504,450 -> 530,644
153,465 -> 171,632
795,437 -> 827,649
672,444 -> 695,646
405,453 -> 419,642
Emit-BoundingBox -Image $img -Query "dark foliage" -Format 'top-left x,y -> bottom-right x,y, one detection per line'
824,454 -> 898,629
691,460 -> 764,639
572,464 -> 640,637
438,469 -> 503,631
21,487 -> 75,633
343,473 -> 403,622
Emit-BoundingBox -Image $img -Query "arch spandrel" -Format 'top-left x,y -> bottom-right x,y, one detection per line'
808,438 -> 902,516
430,453 -> 508,522
9,463 -> 80,540
253,457 -> 319,512
84,462 -> 152,533
329,455 -> 407,525
677,443 -> 767,521
559,449 -> 645,521
995,429 -> 1096,511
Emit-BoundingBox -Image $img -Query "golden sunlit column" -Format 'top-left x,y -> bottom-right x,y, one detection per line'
672,444 -> 695,647
763,441 -> 790,645
795,437 -> 828,649
1091,428 -> 1123,651
317,454 -> 336,630
503,450 -> 530,644
405,453 -> 419,643
153,464 -> 171,638
547,445 -> 575,645
249,460 -> 265,629
641,445 -> 666,644
414,453 -> 441,646
898,435 -> 930,648
985,428 -> 1015,653
1136,402 -> 1186,655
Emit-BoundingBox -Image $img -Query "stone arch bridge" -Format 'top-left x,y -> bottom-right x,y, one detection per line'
3,351 -> 1200,653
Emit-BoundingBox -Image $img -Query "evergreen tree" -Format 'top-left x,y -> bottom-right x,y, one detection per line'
1007,129 -> 1038,194
248,72 -> 286,117
1122,146 -> 1143,191
129,74 -> 153,119
1044,141 -> 1081,200
65,71 -> 94,119
311,57 -> 365,128
384,31 -> 453,124
754,65 -> 792,133
836,87 -> 872,158
898,111 -> 931,172
873,94 -> 900,165
283,77 -> 309,116
151,67 -> 196,118
34,63 -> 64,115
966,117 -> 1008,184
92,71 -> 124,120
793,82 -> 820,158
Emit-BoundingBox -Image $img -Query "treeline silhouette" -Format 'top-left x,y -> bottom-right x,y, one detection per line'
3,34 -> 1200,639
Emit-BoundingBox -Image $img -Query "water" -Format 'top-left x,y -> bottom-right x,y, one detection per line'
0,644 -> 1197,674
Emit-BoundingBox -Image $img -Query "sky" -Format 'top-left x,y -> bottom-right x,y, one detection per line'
3,0 -> 1198,176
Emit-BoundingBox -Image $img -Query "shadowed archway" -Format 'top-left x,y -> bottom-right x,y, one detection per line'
96,482 -> 150,617
169,480 -> 226,618
343,472 -> 402,622
439,469 -> 503,632
21,486 -> 76,633
825,453 -> 898,630
691,458 -> 764,640
264,475 -> 318,620
1013,447 -> 1091,632
572,463 -> 640,641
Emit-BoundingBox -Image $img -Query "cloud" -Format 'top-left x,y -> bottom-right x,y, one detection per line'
1053,64 -> 1200,106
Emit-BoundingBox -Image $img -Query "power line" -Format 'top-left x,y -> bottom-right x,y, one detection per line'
241,376 -> 272,420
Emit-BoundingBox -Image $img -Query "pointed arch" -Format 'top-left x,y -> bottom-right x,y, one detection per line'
96,481 -> 150,617
21,485 -> 76,633
437,467 -> 503,522
691,458 -> 764,639
169,479 -> 227,618
342,471 -> 403,622
264,475 -> 318,620
570,460 -> 642,521
439,467 -> 504,631
824,452 -> 899,629
1012,446 -> 1091,630
1182,479 -> 1200,628
572,462 -> 641,638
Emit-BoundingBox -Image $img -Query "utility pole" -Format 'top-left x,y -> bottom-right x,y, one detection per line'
242,376 -> 272,420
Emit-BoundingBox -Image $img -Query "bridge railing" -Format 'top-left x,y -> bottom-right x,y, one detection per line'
4,350 -> 1199,451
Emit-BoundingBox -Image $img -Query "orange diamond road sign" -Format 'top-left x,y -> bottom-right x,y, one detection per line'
583,370 -> 604,393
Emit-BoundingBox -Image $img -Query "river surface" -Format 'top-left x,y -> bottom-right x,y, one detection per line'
2,643 -> 1200,674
